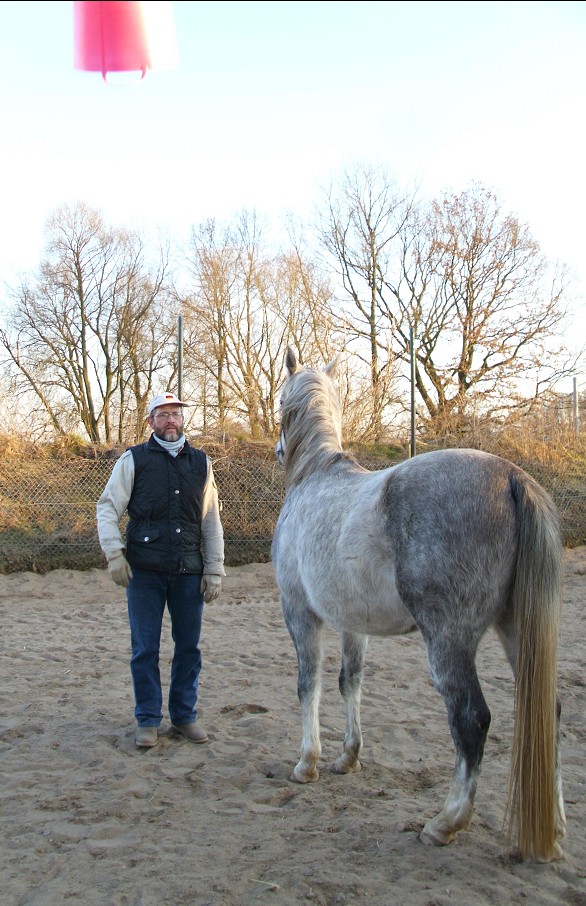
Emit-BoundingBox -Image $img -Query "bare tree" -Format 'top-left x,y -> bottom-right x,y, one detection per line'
319,169 -> 576,439
318,164 -> 414,440
182,211 -> 336,438
181,217 -> 235,433
0,202 -> 177,444
380,184 -> 576,435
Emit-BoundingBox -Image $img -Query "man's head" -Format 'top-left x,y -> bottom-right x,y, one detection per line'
147,393 -> 188,442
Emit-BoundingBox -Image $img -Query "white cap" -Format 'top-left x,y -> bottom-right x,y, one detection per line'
147,393 -> 188,417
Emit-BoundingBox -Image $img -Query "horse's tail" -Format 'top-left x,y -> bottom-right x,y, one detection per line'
506,470 -> 564,861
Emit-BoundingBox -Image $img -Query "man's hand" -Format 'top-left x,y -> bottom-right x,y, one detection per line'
108,552 -> 133,588
200,574 -> 222,602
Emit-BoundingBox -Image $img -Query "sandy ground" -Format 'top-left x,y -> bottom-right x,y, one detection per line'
0,550 -> 585,906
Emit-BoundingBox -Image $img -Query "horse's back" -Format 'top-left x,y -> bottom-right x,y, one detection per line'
382,447 -> 520,550
381,448 -> 559,627
382,446 -> 555,547
273,446 -> 558,636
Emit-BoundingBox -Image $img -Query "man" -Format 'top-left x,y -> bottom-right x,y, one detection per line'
96,392 -> 225,749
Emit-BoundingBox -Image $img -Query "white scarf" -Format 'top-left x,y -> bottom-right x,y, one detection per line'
153,433 -> 186,457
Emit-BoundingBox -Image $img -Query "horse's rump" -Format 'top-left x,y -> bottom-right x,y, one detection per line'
380,448 -> 522,630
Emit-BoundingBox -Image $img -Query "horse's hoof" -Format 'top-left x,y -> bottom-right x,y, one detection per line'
419,824 -> 454,847
332,757 -> 362,775
289,768 -> 319,784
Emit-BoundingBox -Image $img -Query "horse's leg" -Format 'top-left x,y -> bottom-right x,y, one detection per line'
332,631 -> 368,775
282,598 -> 324,784
552,696 -> 567,842
495,620 -> 567,844
420,642 -> 491,847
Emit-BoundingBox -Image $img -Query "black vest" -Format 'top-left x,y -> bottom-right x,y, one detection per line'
125,436 -> 208,574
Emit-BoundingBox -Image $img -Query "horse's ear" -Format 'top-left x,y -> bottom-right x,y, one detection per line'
285,346 -> 299,375
325,354 -> 340,378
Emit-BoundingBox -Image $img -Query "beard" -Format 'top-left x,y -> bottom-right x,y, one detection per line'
157,427 -> 181,442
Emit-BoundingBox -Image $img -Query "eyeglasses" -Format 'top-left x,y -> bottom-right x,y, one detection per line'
153,410 -> 184,421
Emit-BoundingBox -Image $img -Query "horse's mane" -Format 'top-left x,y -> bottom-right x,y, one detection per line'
281,366 -> 356,486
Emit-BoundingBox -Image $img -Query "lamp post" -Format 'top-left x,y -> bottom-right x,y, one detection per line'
177,315 -> 183,400
410,325 -> 416,458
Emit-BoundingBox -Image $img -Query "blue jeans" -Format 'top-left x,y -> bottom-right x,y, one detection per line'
126,568 -> 204,727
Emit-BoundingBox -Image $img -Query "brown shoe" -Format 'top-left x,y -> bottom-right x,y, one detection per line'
172,722 -> 208,743
135,726 -> 158,748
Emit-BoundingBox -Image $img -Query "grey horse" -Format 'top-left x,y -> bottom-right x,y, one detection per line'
271,347 -> 566,862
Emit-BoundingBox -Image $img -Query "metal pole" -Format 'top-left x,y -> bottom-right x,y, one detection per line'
573,376 -> 579,438
177,315 -> 183,399
410,326 -> 416,457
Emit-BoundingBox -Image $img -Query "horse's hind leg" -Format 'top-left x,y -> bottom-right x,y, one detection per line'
332,631 -> 368,775
420,643 -> 491,847
282,598 -> 324,784
553,696 -> 567,841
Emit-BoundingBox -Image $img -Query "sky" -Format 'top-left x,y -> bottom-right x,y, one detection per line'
1,1 -> 585,365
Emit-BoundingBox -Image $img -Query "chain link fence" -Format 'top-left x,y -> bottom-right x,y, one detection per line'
0,445 -> 285,573
1,441 -> 585,573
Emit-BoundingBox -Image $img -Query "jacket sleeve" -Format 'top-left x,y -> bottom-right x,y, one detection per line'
96,451 -> 135,561
200,457 -> 226,576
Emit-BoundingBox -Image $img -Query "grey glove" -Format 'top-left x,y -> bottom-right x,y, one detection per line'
200,574 -> 222,603
108,552 -> 133,588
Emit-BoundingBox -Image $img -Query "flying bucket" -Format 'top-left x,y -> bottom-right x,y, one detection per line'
73,1 -> 178,81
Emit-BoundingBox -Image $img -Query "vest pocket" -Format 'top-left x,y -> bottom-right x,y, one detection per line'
126,524 -> 169,570
130,524 -> 161,545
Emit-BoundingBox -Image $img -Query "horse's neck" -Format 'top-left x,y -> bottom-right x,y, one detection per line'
283,374 -> 343,484
286,428 -> 344,486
